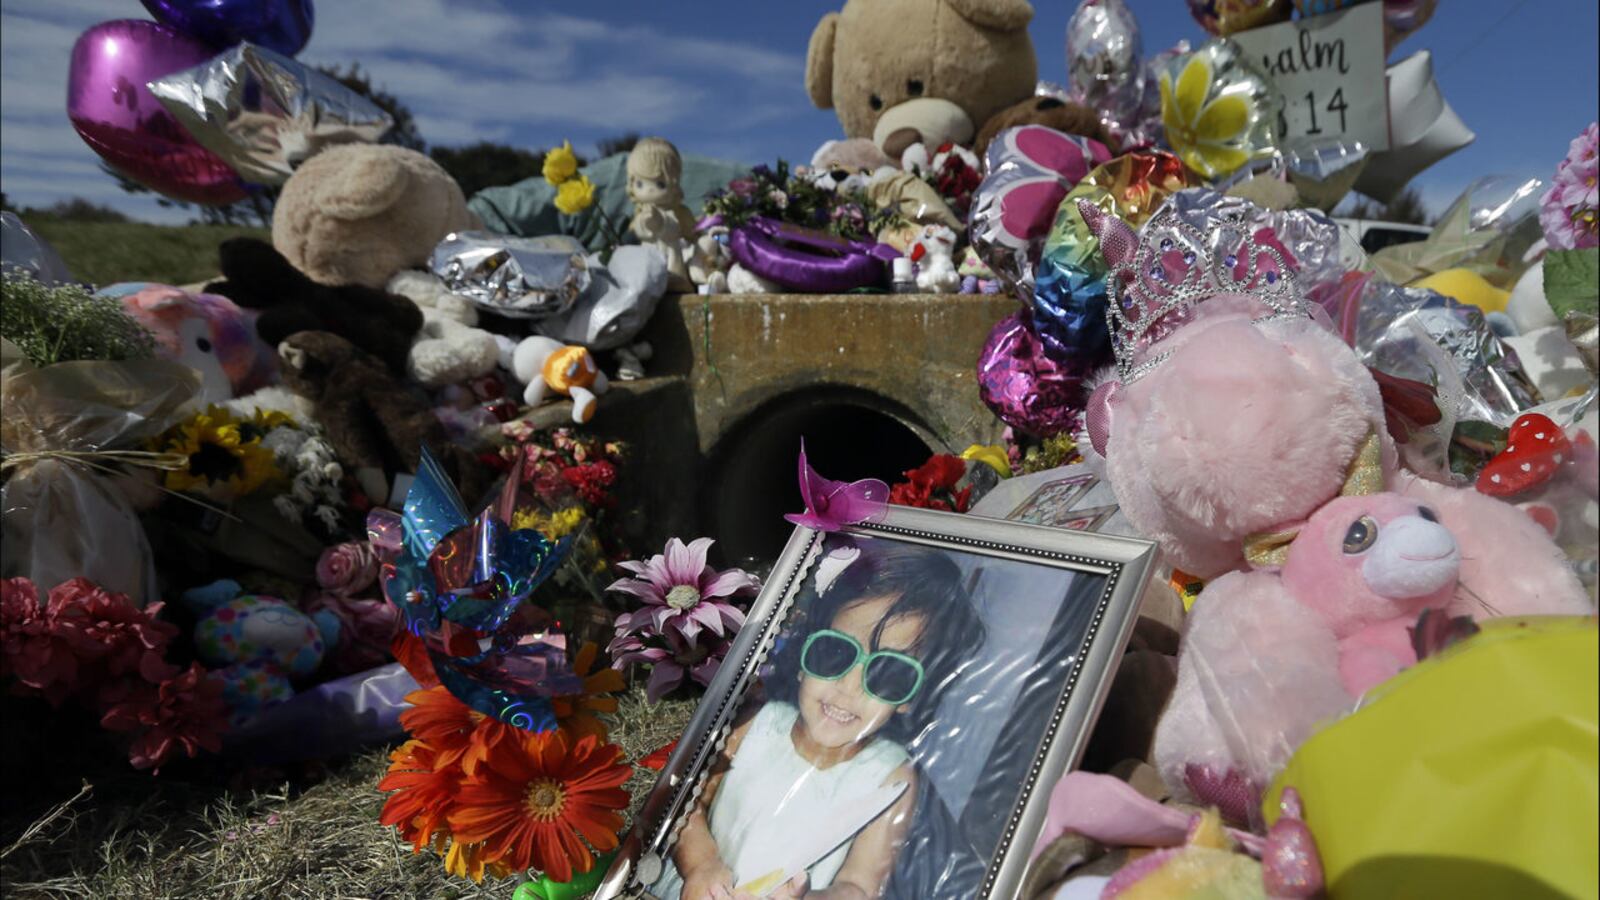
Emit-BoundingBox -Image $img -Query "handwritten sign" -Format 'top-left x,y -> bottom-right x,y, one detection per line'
1231,3 -> 1389,151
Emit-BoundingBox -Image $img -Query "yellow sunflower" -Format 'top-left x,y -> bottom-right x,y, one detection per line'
157,405 -> 278,497
1160,54 -> 1254,179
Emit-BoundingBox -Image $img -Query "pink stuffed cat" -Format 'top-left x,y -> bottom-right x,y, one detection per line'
1151,492 -> 1463,824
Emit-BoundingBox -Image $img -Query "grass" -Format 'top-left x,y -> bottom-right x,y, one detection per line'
0,686 -> 696,899
23,216 -> 268,288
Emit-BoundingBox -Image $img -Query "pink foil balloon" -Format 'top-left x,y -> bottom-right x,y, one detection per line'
68,19 -> 249,206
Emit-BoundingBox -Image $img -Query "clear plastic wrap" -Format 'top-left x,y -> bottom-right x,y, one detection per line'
646,532 -> 1117,900
0,340 -> 200,605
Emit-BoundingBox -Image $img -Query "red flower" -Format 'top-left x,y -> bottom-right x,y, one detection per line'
1,576 -> 87,705
562,460 -> 618,508
448,730 -> 631,881
906,455 -> 966,490
400,685 -> 518,776
99,663 -> 228,772
889,455 -> 971,511
54,578 -> 180,684
378,739 -> 462,851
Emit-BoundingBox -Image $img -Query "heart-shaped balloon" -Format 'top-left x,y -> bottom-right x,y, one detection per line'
67,19 -> 250,205
141,0 -> 315,57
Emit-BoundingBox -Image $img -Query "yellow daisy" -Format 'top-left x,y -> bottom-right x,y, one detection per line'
1160,55 -> 1254,179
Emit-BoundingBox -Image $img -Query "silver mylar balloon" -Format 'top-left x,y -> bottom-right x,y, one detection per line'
148,42 -> 393,186
429,231 -> 591,321
1066,0 -> 1144,123
1282,136 -> 1370,212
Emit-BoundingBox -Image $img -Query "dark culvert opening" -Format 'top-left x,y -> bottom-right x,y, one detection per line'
703,387 -> 939,570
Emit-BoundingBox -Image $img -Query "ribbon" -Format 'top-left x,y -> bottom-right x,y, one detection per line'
1242,430 -> 1384,568
0,447 -> 241,520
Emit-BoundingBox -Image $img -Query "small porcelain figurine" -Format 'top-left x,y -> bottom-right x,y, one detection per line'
627,137 -> 697,292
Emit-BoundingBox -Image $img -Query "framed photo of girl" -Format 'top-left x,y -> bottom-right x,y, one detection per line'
596,505 -> 1158,900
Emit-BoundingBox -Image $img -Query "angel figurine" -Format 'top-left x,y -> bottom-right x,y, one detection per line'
627,137 -> 697,292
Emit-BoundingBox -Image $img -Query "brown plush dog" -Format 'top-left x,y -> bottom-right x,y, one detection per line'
807,0 -> 1038,159
276,330 -> 490,505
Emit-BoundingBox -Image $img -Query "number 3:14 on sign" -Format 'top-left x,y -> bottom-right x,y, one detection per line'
1230,2 -> 1389,151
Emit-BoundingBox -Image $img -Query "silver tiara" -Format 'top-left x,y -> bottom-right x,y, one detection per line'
1082,198 -> 1312,384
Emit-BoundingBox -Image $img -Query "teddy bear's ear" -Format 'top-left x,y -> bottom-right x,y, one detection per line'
315,148 -> 411,221
944,0 -> 1033,31
806,12 -> 839,110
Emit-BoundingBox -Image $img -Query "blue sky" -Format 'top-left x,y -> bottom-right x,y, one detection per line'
3,0 -> 1596,224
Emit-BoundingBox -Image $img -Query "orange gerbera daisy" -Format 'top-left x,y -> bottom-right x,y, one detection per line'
400,685 -> 521,775
552,641 -> 625,742
448,730 -> 631,881
431,832 -> 517,883
377,740 -> 460,851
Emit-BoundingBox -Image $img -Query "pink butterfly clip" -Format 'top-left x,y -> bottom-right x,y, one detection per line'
784,440 -> 889,532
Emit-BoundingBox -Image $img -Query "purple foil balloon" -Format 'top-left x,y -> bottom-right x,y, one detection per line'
141,0 -> 315,58
68,20 -> 250,206
977,311 -> 1088,437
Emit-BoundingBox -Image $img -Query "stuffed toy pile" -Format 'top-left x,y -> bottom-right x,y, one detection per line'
1071,196 -> 1591,825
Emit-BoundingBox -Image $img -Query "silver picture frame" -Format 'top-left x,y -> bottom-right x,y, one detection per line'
595,505 -> 1159,900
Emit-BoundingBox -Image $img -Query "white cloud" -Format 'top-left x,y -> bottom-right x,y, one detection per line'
0,0 -> 809,218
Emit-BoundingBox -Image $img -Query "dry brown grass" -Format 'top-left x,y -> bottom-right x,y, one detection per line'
0,687 -> 696,899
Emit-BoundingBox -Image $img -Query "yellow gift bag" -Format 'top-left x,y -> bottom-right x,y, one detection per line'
1265,617 -> 1598,900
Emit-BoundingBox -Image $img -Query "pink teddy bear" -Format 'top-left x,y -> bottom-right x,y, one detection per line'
1075,198 -> 1589,619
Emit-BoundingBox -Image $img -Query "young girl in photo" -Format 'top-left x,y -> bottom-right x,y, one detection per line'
653,540 -> 986,900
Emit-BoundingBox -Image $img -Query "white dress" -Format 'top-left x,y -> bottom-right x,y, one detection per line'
652,701 -> 909,897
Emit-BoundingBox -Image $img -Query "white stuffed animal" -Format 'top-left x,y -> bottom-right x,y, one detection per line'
910,223 -> 960,293
510,335 -> 609,424
386,271 -> 500,387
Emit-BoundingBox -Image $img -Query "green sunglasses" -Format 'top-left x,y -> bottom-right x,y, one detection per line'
800,629 -> 925,706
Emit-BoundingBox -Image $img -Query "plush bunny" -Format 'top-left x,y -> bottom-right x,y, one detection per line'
910,223 -> 961,293
1076,197 -> 1591,620
510,335 -> 608,423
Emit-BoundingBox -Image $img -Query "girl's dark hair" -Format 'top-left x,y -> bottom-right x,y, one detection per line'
766,537 -> 986,744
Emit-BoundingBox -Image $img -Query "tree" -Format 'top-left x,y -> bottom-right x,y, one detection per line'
596,133 -> 641,159
1342,187 -> 1432,226
430,142 -> 546,198
317,62 -> 426,152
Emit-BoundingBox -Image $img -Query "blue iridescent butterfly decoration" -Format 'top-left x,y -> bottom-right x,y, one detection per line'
367,449 -> 581,732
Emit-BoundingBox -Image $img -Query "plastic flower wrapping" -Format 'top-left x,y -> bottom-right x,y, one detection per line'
367,449 -> 581,733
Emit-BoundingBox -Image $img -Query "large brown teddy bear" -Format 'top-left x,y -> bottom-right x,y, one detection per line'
272,144 -> 479,289
807,0 -> 1038,160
